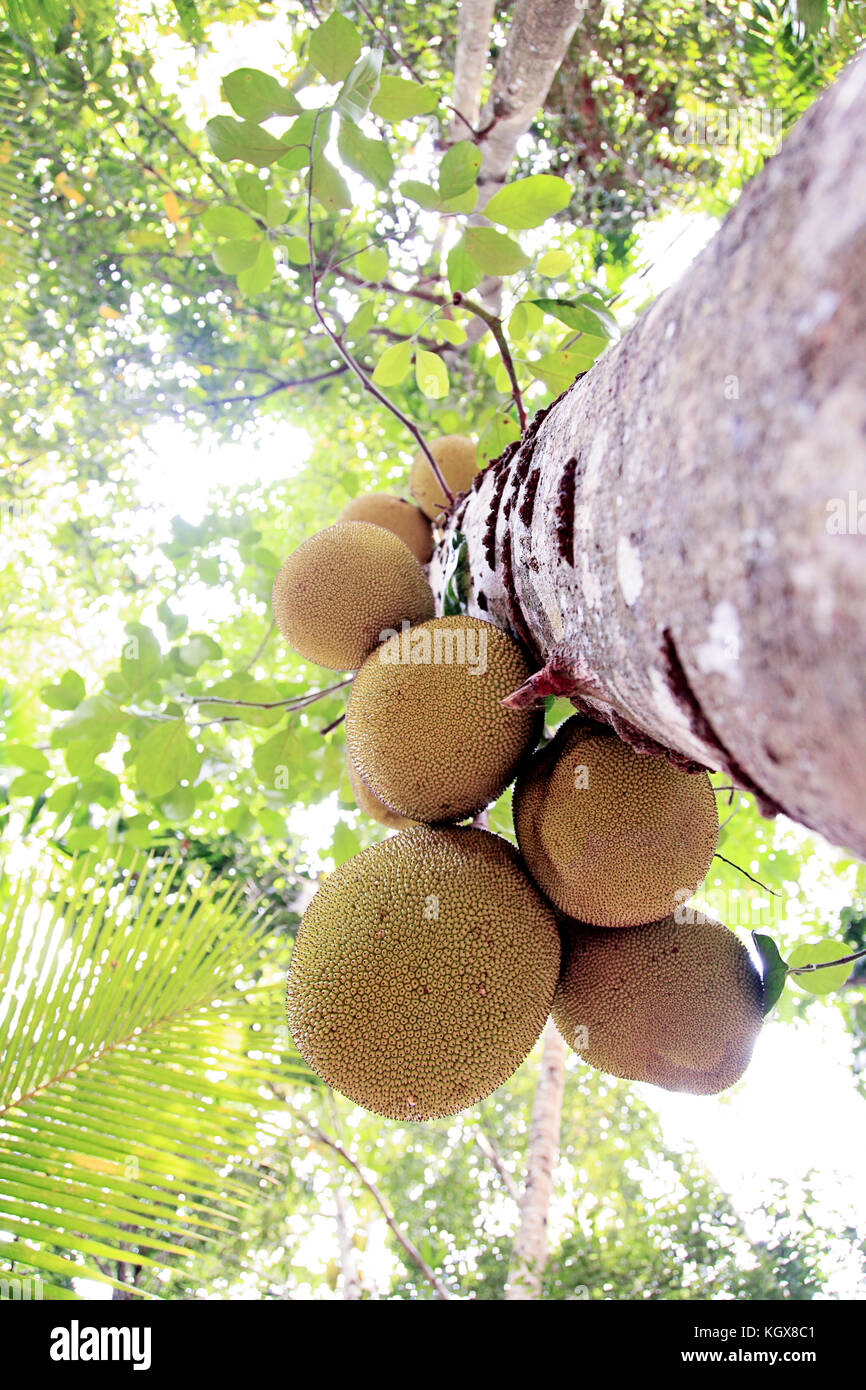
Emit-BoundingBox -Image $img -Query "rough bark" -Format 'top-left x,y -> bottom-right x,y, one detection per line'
446,0 -> 497,143
430,52 -> 866,859
505,1021 -> 567,1300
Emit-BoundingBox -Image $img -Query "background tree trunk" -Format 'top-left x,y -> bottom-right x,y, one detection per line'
505,1021 -> 567,1299
431,53 -> 866,860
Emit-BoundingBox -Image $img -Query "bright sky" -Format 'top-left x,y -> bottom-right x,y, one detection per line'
55,11 -> 866,1298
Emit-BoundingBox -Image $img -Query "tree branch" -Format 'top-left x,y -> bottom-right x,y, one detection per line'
474,1125 -> 521,1204
304,1122 -> 452,1300
447,0 -> 497,142
305,123 -> 454,503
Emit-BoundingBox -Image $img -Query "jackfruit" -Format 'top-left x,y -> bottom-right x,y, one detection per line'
339,493 -> 434,565
286,825 -> 561,1120
513,717 -> 718,927
409,434 -> 478,520
345,615 -> 542,823
346,750 -> 416,830
553,914 -> 763,1094
271,522 -> 434,672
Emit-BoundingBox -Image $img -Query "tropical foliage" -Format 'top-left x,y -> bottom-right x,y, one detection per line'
0,0 -> 864,1299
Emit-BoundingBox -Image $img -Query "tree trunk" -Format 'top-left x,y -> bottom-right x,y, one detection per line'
505,1021 -> 567,1299
430,53 -> 866,859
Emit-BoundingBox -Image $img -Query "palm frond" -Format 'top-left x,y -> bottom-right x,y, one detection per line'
0,852 -> 308,1299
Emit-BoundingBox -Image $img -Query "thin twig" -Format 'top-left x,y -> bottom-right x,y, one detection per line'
243,620 -> 276,673
202,366 -> 347,407
714,852 -> 780,896
456,292 -> 527,430
352,0 -> 477,138
789,945 -> 866,976
304,119 -> 454,504
474,1126 -> 520,1204
303,1122 -> 452,1300
186,677 -> 354,711
320,712 -> 346,737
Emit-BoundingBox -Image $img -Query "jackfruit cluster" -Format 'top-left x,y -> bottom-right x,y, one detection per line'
276,437 -> 765,1117
286,826 -> 561,1121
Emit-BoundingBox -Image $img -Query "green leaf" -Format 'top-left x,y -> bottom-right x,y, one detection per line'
446,235 -> 481,293
177,634 -> 221,671
464,226 -> 529,275
45,782 -> 78,818
335,49 -> 383,123
9,771 -> 50,799
331,819 -> 361,867
537,248 -> 571,276
136,719 -> 201,798
438,141 -> 481,199
345,301 -> 376,343
415,349 -> 449,399
237,241 -> 276,295
309,12 -> 361,83
508,304 -> 528,341
370,74 -> 437,121
158,784 -> 196,822
337,121 -> 394,190
285,235 -> 311,265
400,180 -> 441,212
257,808 -> 286,840
789,939 -> 854,995
372,340 -> 412,387
205,116 -> 288,168
478,410 -> 521,465
752,932 -> 789,1015
277,110 -> 326,170
253,726 -> 296,788
354,245 -> 389,281
439,184 -> 478,215
435,319 -> 467,346
263,188 -> 289,228
484,174 -> 571,230
53,696 -> 128,747
41,669 -> 86,711
213,239 -> 260,274
527,348 -> 594,391
0,853 -> 311,1295
235,173 -> 269,218
201,206 -> 259,238
1,744 -> 50,772
530,295 -> 618,338
311,153 -> 352,212
221,68 -> 300,122
120,624 -> 162,694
